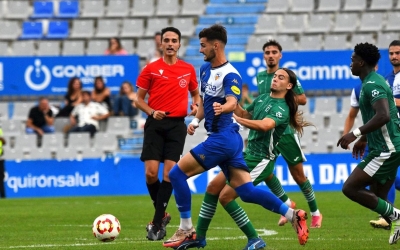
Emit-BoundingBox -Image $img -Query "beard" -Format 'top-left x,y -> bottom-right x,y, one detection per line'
391,61 -> 400,67
270,87 -> 277,93
204,50 -> 216,62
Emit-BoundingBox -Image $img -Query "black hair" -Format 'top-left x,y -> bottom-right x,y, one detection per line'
389,40 -> 400,48
161,27 -> 181,42
354,43 -> 381,67
198,24 -> 227,45
262,39 -> 282,52
280,68 -> 312,136
155,31 -> 161,36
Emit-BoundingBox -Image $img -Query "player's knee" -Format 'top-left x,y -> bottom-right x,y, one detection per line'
218,194 -> 232,207
168,165 -> 187,182
235,185 -> 254,203
342,181 -> 354,199
145,168 -> 158,182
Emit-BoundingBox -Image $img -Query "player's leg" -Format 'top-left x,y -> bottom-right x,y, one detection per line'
278,133 -> 322,228
342,151 -> 400,244
369,181 -> 393,230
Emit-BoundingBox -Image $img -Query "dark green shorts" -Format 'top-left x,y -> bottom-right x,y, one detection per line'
276,133 -> 306,166
358,151 -> 400,185
245,153 -> 276,186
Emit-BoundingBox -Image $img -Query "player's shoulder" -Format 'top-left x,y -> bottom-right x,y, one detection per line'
200,62 -> 212,73
256,70 -> 268,77
218,62 -> 241,78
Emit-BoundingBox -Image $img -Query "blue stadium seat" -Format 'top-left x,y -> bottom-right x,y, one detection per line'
46,21 -> 69,39
31,1 -> 54,18
20,21 -> 43,39
58,0 -> 79,18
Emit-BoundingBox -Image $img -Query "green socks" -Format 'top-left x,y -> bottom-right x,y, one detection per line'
300,179 -> 319,213
224,200 -> 258,240
196,192 -> 218,238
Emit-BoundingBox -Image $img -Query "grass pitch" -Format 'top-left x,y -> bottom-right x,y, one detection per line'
0,192 -> 397,249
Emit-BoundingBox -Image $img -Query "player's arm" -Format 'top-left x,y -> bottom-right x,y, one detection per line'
213,95 -> 237,115
135,88 -> 152,115
296,93 -> 307,105
233,115 -> 276,132
293,80 -> 307,105
342,107 -> 359,135
358,98 -> 390,134
234,103 -> 252,120
188,89 -> 201,116
394,98 -> 400,107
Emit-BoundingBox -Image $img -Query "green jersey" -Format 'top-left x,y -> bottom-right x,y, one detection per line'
245,93 -> 289,160
359,71 -> 400,153
256,70 -> 304,134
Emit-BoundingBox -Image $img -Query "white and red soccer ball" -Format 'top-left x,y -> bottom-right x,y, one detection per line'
92,214 -> 121,242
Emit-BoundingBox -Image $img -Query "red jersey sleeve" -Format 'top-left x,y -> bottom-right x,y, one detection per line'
188,65 -> 198,92
136,64 -> 152,90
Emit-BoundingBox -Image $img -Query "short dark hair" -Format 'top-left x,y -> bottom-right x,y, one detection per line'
161,27 -> 181,42
155,31 -> 161,36
389,40 -> 400,48
198,24 -> 227,45
354,43 -> 381,67
262,40 -> 282,52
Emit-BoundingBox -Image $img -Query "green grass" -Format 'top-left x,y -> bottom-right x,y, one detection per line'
0,192 -> 398,249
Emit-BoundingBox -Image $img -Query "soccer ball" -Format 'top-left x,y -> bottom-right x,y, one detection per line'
92,214 -> 121,242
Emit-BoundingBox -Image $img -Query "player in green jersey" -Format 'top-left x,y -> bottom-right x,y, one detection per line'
177,68 -> 311,249
256,40 -> 322,228
338,42 -> 400,245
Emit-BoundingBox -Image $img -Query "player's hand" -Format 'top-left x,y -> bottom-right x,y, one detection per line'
232,114 -> 242,124
352,139 -> 367,160
152,110 -> 168,120
187,118 -> 199,135
188,103 -> 198,116
213,102 -> 223,116
337,133 -> 357,150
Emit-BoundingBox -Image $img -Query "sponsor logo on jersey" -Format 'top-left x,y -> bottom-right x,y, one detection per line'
205,83 -> 217,92
276,112 -> 282,118
372,89 -> 379,97
231,86 -> 241,95
215,72 -> 222,80
179,79 -> 187,88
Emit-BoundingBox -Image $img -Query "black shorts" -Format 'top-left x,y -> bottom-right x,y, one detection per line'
140,116 -> 187,162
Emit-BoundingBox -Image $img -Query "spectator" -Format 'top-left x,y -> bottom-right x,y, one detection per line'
57,77 -> 82,117
26,97 -> 55,136
104,37 -> 128,55
69,91 -> 110,137
146,32 -> 162,64
239,83 -> 254,109
0,126 -> 5,198
113,81 -> 138,117
92,76 -> 112,111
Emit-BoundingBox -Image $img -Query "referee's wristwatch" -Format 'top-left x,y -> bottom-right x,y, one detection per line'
150,110 -> 155,117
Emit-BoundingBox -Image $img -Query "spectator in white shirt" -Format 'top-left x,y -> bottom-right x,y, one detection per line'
69,91 -> 110,137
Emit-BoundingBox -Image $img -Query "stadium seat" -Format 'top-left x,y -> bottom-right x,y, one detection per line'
172,17 -> 195,37
281,14 -> 306,34
385,12 -> 400,31
120,39 -> 134,54
136,38 -> 154,58
62,40 -> 85,56
41,133 -> 65,151
358,12 -> 383,32
11,40 -> 36,56
5,1 -> 30,19
55,147 -> 76,160
131,0 -> 155,17
0,42 -> 8,56
145,18 -> 169,36
316,0 -> 341,12
106,0 -> 130,17
70,19 -> 94,38
81,148 -> 103,159
105,117 -> 131,136
181,0 -> 206,16
291,0 -> 314,12
369,0 -> 393,10
58,0 -> 79,18
305,14 -> 332,33
340,96 -> 352,115
95,19 -> 120,38
377,32 -> 399,49
120,18 -> 144,38
12,102 -> 37,120
343,0 -> 367,11
14,134 -> 38,152
53,117 -> 70,133
276,35 -> 297,51
37,41 -> 60,56
246,35 -> 273,52
254,15 -> 280,34
314,96 -> 338,115
0,102 -> 9,120
81,0 -> 105,17
333,13 -> 359,33
86,40 -> 108,55
351,33 -> 375,45
0,20 -> 21,40
324,34 -> 349,50
20,21 -> 43,39
156,0 -> 180,16
1,119 -> 23,137
32,1 -> 54,18
68,132 -> 91,150
298,35 -> 322,51
265,0 -> 289,13
46,21 -> 69,39
3,148 -> 24,160
93,132 -> 118,152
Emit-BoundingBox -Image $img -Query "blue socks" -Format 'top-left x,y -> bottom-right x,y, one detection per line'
235,182 -> 287,215
169,164 -> 192,217
388,183 -> 396,204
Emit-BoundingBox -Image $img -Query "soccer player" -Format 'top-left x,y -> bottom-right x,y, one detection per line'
135,26 -> 201,241
256,40 -> 322,228
338,42 -> 400,245
162,24 -> 309,249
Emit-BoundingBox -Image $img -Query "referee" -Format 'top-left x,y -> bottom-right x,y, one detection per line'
135,26 -> 200,241
0,126 -> 6,198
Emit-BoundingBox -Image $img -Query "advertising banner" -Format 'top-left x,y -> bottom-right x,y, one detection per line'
0,55 -> 140,96
231,49 -> 391,92
3,153 -> 361,198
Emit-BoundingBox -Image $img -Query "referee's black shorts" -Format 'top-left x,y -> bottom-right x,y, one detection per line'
140,116 -> 187,163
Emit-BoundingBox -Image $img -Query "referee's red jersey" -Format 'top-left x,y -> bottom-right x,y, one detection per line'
136,58 -> 198,118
